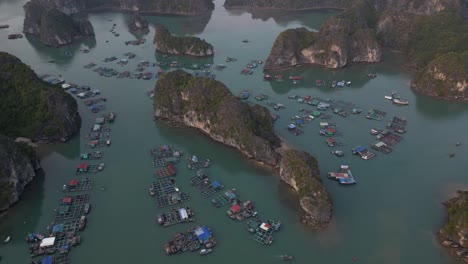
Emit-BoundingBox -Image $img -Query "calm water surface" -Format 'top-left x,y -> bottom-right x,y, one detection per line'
0,0 -> 467,263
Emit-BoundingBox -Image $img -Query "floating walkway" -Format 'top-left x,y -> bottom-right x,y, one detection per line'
62,178 -> 94,192
151,179 -> 190,208
387,116 -> 408,134
157,207 -> 195,227
211,189 -> 238,208
249,219 -> 281,245
54,195 -> 90,223
187,156 -> 211,170
366,109 -> 386,121
189,170 -> 224,197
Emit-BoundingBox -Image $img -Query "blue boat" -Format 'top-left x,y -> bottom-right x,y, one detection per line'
239,90 -> 251,100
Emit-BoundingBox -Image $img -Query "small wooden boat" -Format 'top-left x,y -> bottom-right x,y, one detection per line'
200,248 -> 212,255
4,236 -> 11,243
280,254 -> 294,261
149,186 -> 155,196
392,98 -> 409,105
239,90 -> 251,100
331,150 -> 344,157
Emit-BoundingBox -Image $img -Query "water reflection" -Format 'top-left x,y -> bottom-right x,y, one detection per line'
25,34 -> 96,68
225,8 -> 336,29
37,133 -> 82,160
144,13 -> 213,36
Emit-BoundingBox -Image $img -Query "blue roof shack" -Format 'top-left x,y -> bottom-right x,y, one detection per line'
295,119 -> 304,126
353,146 -> 366,153
41,256 -> 53,264
211,181 -> 222,189
194,226 -> 212,244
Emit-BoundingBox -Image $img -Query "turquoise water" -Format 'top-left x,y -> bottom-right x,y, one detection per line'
0,0 -> 467,263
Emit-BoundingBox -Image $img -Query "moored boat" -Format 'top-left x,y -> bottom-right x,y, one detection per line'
200,248 -> 212,255
280,254 -> 294,261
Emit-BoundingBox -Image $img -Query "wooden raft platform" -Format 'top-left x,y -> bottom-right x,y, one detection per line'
151,179 -> 190,208
62,178 -> 94,192
211,189 -> 238,207
154,164 -> 177,178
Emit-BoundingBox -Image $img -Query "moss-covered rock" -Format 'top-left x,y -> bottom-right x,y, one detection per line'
0,52 -> 81,142
153,26 -> 214,57
154,70 -> 332,228
279,149 -> 332,229
0,135 -> 40,212
439,190 -> 468,262
128,14 -> 149,34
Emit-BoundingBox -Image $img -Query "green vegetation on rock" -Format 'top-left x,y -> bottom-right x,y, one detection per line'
0,52 -> 81,141
154,26 -> 214,56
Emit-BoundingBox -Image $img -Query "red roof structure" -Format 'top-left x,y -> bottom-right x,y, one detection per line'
69,180 -> 79,186
77,164 -> 88,170
168,164 -> 176,174
62,197 -> 72,203
230,204 -> 241,213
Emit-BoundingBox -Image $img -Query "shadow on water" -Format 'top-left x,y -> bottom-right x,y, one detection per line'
0,169 -> 45,239
414,94 -> 468,119
224,8 -> 337,29
154,52 -> 214,70
154,121 -> 260,175
37,133 -> 82,161
144,12 -> 213,35
25,34 -> 96,68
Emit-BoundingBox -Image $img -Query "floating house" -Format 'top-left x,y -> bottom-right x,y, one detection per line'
327,165 -> 356,185
352,146 -> 376,160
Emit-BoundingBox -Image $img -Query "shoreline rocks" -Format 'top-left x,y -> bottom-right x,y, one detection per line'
153,25 -> 214,57
439,190 -> 468,263
153,70 -> 332,229
128,14 -> 149,34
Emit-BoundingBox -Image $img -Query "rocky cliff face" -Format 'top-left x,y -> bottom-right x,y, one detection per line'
24,0 -> 214,15
439,190 -> 468,262
265,0 -> 467,100
23,0 -> 95,47
154,70 -> 280,166
0,52 -> 81,142
0,135 -> 40,212
154,25 -> 214,57
128,14 -> 149,33
154,70 -> 332,228
265,1 -> 381,69
224,0 -> 351,10
279,149 -> 332,229
412,52 -> 468,101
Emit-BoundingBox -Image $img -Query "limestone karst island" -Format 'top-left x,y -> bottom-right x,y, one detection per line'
0,0 -> 467,264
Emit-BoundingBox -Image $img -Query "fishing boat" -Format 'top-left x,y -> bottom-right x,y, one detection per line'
392,98 -> 409,105
239,90 -> 251,100
331,80 -> 337,88
149,186 -> 155,196
4,236 -> 11,243
280,255 -> 294,261
331,150 -> 344,157
200,248 -> 212,255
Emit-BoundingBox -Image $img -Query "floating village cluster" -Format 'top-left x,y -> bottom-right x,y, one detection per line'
25,77 -> 117,264
147,145 -> 283,256
239,77 -> 409,186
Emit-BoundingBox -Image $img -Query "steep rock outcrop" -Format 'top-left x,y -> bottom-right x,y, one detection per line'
128,14 -> 149,33
154,70 -> 280,165
279,149 -> 332,229
265,1 -> 381,69
23,1 -> 94,47
412,52 -> 468,100
439,190 -> 468,263
24,0 -> 215,15
0,52 -> 81,142
0,135 -> 40,212
224,0 -> 351,10
154,25 -> 214,57
153,70 -> 332,228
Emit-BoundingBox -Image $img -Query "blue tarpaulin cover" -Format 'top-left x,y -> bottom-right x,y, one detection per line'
211,181 -> 222,188
52,224 -> 63,233
41,256 -> 53,264
354,146 -> 366,152
288,124 -> 296,129
195,226 -> 212,242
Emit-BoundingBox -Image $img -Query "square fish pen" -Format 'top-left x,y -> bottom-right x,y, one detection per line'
63,178 -> 94,192
151,180 -> 190,208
